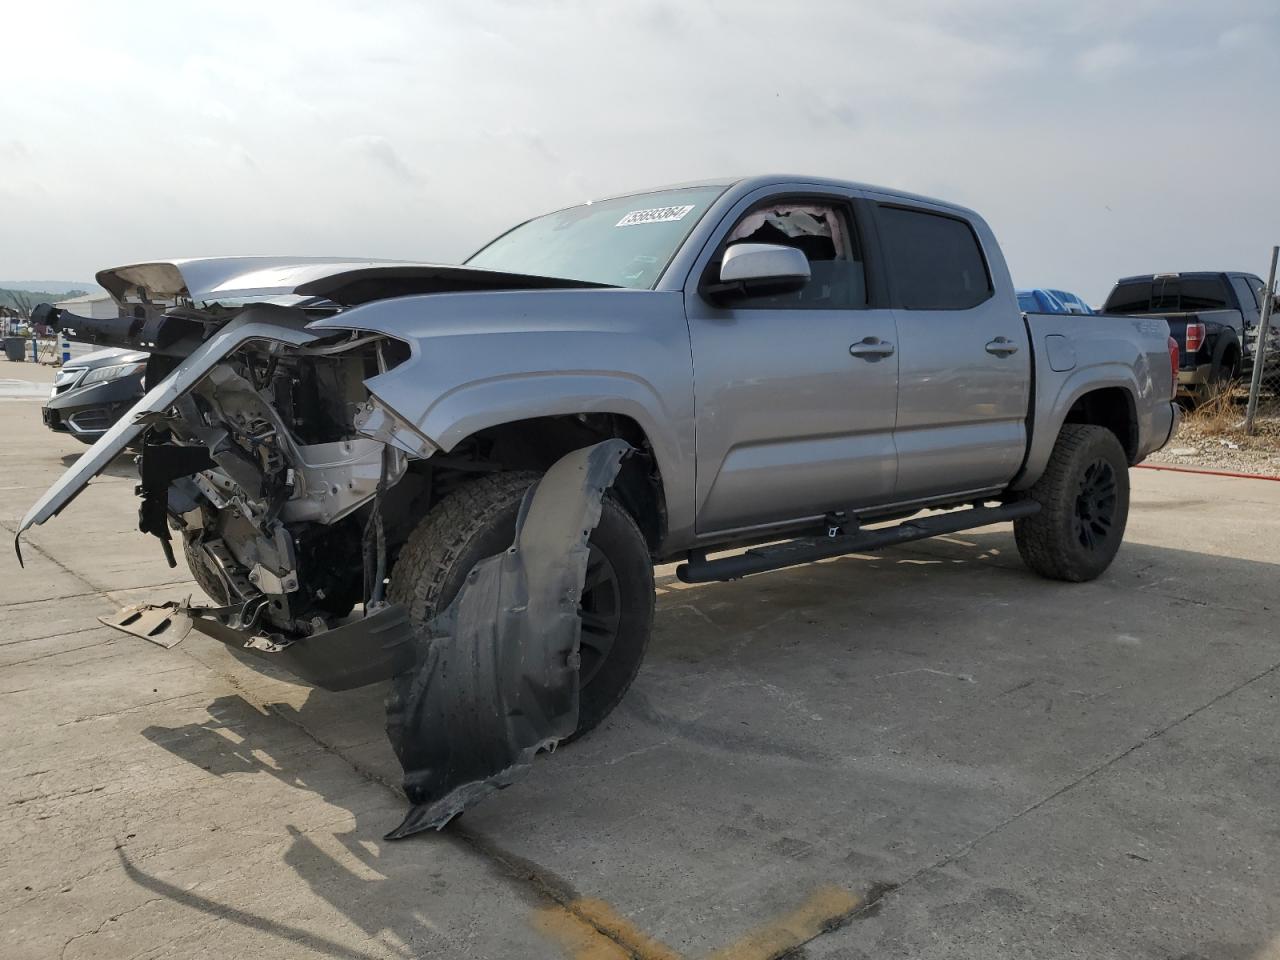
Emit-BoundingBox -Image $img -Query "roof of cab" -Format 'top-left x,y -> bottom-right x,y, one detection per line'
1115,271 -> 1241,283
596,174 -> 977,218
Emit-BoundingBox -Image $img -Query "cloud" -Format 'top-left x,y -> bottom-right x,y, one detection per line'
1075,41 -> 1138,78
1,0 -> 1277,300
1218,23 -> 1265,49
346,135 -> 422,183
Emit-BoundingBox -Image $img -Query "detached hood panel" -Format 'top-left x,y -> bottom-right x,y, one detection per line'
96,258 -> 608,308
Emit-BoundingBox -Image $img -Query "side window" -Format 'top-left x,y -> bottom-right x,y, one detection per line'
1230,276 -> 1261,315
716,200 -> 867,309
876,205 -> 992,310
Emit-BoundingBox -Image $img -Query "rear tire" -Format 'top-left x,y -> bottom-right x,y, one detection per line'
1014,424 -> 1130,582
1200,348 -> 1240,400
388,470 -> 654,738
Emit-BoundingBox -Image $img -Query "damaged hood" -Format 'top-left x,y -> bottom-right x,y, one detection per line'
97,257 -> 609,308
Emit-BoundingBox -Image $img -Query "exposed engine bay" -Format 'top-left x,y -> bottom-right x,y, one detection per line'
159,333 -> 412,634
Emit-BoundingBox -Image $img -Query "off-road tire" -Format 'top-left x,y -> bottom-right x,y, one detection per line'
388,470 -> 654,739
1014,424 -> 1130,582
183,537 -> 232,605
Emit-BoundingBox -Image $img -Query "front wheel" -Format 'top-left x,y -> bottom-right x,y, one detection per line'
183,536 -> 232,605
1014,424 -> 1130,582
388,470 -> 654,738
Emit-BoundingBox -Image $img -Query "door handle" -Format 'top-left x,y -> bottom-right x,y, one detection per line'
985,337 -> 1019,356
849,337 -> 895,359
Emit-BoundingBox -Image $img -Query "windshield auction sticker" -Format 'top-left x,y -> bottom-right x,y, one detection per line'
616,204 -> 696,226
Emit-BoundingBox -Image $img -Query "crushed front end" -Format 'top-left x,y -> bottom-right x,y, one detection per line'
19,258 -> 634,830
20,268 -> 436,679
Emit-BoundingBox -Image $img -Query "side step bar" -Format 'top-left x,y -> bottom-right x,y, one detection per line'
676,500 -> 1041,583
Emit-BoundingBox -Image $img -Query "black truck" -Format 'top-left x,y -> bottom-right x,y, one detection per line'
1102,271 -> 1273,404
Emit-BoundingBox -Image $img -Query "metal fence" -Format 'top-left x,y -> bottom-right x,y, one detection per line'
1245,246 -> 1279,434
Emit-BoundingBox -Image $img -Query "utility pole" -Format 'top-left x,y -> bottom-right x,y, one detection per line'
1244,245 -> 1278,435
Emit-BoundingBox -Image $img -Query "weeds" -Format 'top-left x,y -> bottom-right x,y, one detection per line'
1175,381 -> 1280,450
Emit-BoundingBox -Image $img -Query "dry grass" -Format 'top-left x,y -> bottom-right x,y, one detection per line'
1176,382 -> 1280,450
1184,383 -> 1245,433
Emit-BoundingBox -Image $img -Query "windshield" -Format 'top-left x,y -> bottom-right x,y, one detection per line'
467,186 -> 726,289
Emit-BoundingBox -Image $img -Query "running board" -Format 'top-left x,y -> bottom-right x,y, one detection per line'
675,501 -> 1041,583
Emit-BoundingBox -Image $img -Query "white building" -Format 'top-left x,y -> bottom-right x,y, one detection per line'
53,290 -> 117,319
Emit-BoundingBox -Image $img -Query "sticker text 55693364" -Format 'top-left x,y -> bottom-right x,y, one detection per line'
615,205 -> 696,227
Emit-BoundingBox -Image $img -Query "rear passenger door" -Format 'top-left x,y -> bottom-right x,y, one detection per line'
870,200 -> 1031,502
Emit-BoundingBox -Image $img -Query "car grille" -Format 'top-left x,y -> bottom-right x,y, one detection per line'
67,408 -> 113,434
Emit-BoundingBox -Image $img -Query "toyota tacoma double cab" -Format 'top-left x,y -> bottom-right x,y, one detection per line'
23,175 -> 1181,833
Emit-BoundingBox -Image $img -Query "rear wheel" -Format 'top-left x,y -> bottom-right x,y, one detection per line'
1014,424 -> 1130,582
388,470 -> 654,738
1210,348 -> 1241,396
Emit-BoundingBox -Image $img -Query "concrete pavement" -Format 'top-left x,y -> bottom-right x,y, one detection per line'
1,355 -> 1279,959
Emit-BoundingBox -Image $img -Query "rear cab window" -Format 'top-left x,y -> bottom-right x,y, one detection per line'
875,205 -> 992,310
1105,276 -> 1231,314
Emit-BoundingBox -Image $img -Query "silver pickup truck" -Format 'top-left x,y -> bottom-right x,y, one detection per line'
23,175 -> 1180,832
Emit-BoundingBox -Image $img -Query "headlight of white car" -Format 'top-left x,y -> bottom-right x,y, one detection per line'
79,361 -> 146,385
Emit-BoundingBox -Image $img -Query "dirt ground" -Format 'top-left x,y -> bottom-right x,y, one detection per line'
1148,395 -> 1280,476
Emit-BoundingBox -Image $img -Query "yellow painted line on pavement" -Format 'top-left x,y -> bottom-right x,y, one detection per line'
705,885 -> 862,960
532,903 -> 632,960
534,885 -> 862,960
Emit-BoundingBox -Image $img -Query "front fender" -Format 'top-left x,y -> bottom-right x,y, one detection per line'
308,287 -> 698,545
403,369 -> 673,457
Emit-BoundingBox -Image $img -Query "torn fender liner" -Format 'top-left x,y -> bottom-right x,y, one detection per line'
384,438 -> 631,839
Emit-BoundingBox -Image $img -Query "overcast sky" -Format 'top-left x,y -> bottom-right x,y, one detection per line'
2,0 -> 1277,303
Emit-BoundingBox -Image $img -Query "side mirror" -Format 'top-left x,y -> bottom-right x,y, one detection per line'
706,243 -> 810,303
